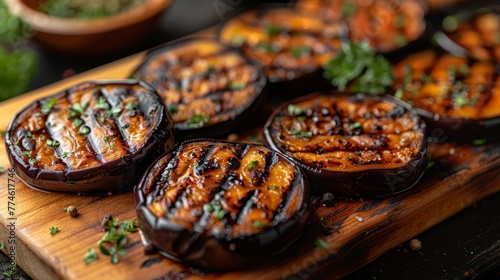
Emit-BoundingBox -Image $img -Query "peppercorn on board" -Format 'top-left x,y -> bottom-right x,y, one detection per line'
1,30 -> 500,280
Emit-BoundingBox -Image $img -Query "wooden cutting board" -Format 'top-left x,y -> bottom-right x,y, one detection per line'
1,38 -> 500,280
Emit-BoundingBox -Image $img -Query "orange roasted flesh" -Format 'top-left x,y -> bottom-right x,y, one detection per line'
444,11 -> 500,63
135,140 -> 310,270
219,7 -> 346,83
264,93 -> 427,197
5,80 -> 174,193
296,0 -> 427,53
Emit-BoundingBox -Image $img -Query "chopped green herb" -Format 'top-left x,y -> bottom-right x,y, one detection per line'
354,150 -> 363,155
168,105 -> 178,115
248,160 -> 258,170
273,185 -> 279,191
0,240 -> 5,249
68,102 -> 89,118
256,42 -> 278,52
47,139 -> 59,147
49,227 -> 60,235
347,155 -> 352,160
121,220 -> 138,233
98,115 -> 106,123
3,261 -> 15,277
73,118 -> 84,127
214,208 -> 226,220
296,116 -> 306,121
207,64 -> 216,73
443,15 -> 460,32
84,248 -> 98,264
394,34 -> 408,47
314,238 -> 330,249
62,152 -> 69,158
288,104 -> 305,116
394,88 -> 404,99
253,220 -> 265,229
452,94 -> 470,107
291,128 -> 302,135
265,24 -> 282,36
95,96 -> 109,110
0,166 -> 5,173
426,160 -> 435,170
394,15 -> 406,29
29,158 -> 37,164
77,126 -> 91,135
421,74 -> 432,84
323,42 -> 393,95
203,203 -> 215,213
125,102 -> 138,113
229,83 -> 245,90
26,130 -> 32,138
349,122 -> 362,130
231,35 -> 246,46
458,65 -> 470,77
41,99 -> 57,115
110,145 -> 115,150
301,131 -> 313,138
291,45 -> 310,58
473,139 -> 487,146
105,107 -> 122,118
341,2 -> 357,16
97,218 -> 135,265
187,114 -> 209,128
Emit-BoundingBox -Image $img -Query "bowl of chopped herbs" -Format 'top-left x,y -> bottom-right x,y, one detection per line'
6,0 -> 172,56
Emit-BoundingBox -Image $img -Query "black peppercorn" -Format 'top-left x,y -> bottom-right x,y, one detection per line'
321,192 -> 335,206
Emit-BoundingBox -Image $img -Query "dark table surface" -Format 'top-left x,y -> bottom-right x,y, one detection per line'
2,0 -> 500,279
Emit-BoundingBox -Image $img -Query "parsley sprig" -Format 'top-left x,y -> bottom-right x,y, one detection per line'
323,42 -> 393,95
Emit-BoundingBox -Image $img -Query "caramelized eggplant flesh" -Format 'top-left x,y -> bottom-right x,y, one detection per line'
134,139 -> 311,270
264,93 -> 426,197
296,0 -> 428,54
219,7 -> 346,85
393,49 -> 500,141
132,38 -> 267,139
5,80 -> 174,193
441,9 -> 500,63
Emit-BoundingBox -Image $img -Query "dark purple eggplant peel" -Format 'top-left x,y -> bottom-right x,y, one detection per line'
264,92 -> 427,198
131,38 -> 267,140
134,139 -> 311,270
4,80 -> 175,193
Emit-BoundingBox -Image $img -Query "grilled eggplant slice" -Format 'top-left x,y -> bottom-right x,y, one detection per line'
438,7 -> 500,63
131,38 -> 267,140
393,50 -> 500,142
5,80 -> 174,193
264,93 -> 426,197
296,0 -> 429,55
219,7 -> 346,95
135,139 -> 311,270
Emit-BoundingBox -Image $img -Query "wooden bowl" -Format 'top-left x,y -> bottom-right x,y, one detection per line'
6,0 -> 172,56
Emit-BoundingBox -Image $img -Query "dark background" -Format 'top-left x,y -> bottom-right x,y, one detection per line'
2,0 -> 500,279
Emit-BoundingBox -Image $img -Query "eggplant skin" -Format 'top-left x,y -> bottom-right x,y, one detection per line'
263,92 -> 427,198
4,80 -> 175,193
393,50 -> 500,142
131,38 -> 267,140
134,139 -> 311,270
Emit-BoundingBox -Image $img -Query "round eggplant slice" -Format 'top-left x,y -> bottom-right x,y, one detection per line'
219,7 -> 346,95
437,7 -> 500,64
393,49 -> 500,142
264,93 -> 427,197
134,139 -> 311,270
131,38 -> 267,140
295,0 -> 429,56
4,80 -> 175,193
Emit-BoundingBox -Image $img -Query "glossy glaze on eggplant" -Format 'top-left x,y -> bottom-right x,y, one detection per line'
132,38 -> 267,139
296,0 -> 428,54
393,50 -> 500,141
219,7 -> 346,85
5,80 -> 175,193
135,139 -> 310,270
443,10 -> 500,63
264,93 -> 426,197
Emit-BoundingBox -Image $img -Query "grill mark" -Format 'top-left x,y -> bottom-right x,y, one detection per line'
264,150 -> 279,171
235,189 -> 259,225
234,143 -> 250,160
194,144 -> 216,175
272,173 -> 297,224
153,46 -> 231,71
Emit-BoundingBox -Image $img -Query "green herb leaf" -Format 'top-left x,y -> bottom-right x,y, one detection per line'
187,114 -> 208,128
314,238 -> 330,249
323,42 -> 394,94
84,248 -> 98,264
47,139 -> 60,147
265,24 -> 282,36
349,122 -> 361,130
300,131 -> 312,138
354,150 -> 363,155
341,2 -> 357,16
247,160 -> 258,170
68,102 -> 89,118
296,116 -> 306,121
105,107 -> 122,118
291,45 -> 310,58
49,227 -> 60,235
62,152 -> 69,158
203,203 -> 215,213
77,126 -> 91,135
473,139 -> 487,146
168,105 -> 178,115
73,118 -> 84,127
288,104 -> 305,116
0,240 -> 5,250
41,99 -> 57,115
95,96 -> 109,110
229,83 -> 245,90
214,208 -> 226,220
253,220 -> 265,229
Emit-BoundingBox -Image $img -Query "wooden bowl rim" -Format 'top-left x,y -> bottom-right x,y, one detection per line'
6,0 -> 172,35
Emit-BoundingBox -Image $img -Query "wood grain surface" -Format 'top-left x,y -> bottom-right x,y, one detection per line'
1,33 -> 500,280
